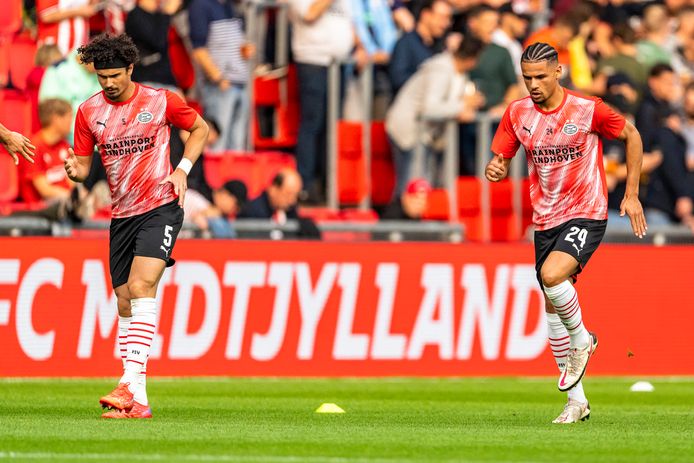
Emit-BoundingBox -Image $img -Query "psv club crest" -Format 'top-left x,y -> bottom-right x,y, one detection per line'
562,120 -> 578,135
137,111 -> 153,123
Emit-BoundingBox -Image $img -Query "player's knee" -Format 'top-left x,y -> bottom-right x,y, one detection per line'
540,266 -> 566,289
127,278 -> 157,298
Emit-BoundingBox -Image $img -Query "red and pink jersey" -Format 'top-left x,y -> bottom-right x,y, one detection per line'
37,0 -> 90,56
74,84 -> 198,218
491,89 -> 626,230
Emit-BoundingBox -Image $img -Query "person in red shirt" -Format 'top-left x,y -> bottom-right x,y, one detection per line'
20,98 -> 74,204
37,0 -> 97,57
64,33 -> 209,419
486,42 -> 647,424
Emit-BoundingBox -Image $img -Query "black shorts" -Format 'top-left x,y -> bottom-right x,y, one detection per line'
109,200 -> 184,288
534,218 -> 607,288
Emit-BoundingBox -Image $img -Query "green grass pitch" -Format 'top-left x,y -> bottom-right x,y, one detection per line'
0,378 -> 692,462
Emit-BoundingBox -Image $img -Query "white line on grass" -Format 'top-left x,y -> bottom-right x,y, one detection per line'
0,451 -> 536,463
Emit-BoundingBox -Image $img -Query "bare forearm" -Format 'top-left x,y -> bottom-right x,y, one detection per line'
304,0 -> 333,23
623,132 -> 643,198
41,5 -> 91,23
179,126 -> 208,168
191,48 -> 222,82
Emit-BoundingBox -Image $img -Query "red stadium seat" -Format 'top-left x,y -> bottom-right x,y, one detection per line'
0,154 -> 18,203
8,34 -> 37,91
252,66 -> 300,150
0,35 -> 10,88
203,151 -> 296,199
168,26 -> 194,91
0,89 -> 32,136
298,206 -> 340,222
370,121 -> 395,206
423,188 -> 450,221
337,121 -> 367,205
339,208 -> 379,222
0,0 -> 22,36
490,179 -> 518,241
457,176 -> 482,241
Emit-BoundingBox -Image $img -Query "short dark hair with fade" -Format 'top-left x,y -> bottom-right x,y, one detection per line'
521,42 -> 559,65
649,63 -> 674,78
78,33 -> 139,68
454,35 -> 485,61
467,3 -> 497,20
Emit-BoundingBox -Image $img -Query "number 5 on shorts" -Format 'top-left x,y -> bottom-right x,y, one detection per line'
163,225 -> 173,247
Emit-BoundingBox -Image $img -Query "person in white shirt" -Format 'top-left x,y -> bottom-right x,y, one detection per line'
386,36 -> 485,196
288,0 -> 354,202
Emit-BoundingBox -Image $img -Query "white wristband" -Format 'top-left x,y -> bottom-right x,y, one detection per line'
177,158 -> 193,175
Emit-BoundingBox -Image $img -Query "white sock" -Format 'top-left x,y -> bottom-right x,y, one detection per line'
547,312 -> 587,404
544,281 -> 590,349
136,367 -> 149,406
120,298 -> 157,403
118,316 -> 131,371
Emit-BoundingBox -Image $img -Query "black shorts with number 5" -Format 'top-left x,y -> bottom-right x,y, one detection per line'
534,218 -> 607,288
109,200 -> 184,288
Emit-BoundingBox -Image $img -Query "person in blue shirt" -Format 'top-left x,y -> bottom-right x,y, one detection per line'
388,0 -> 451,96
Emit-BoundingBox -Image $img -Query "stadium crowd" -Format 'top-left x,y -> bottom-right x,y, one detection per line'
1,0 -> 694,237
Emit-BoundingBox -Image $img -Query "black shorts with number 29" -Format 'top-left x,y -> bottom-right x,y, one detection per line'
109,200 -> 184,288
534,218 -> 607,288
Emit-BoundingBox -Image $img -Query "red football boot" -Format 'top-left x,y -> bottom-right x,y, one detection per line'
99,383 -> 134,411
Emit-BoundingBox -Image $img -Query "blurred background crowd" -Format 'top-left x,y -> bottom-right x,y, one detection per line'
1,0 -> 693,241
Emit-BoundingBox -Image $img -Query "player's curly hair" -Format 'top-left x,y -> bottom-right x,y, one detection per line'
78,33 -> 139,67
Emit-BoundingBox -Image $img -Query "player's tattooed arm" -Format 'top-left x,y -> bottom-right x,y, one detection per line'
485,154 -> 512,182
64,148 -> 93,183
617,120 -> 648,238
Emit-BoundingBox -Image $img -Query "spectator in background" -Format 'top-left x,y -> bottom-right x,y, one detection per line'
37,0 -> 97,56
19,99 -> 73,205
26,44 -> 64,133
674,5 -> 694,51
352,0 -> 398,67
644,108 -> 694,232
524,13 -> 578,70
467,4 -> 518,116
288,0 -> 354,202
381,177 -> 431,220
391,0 -> 415,32
636,64 -> 681,156
386,36 -> 485,196
671,29 -> 694,86
126,0 -> 182,92
681,82 -> 694,172
595,24 -> 648,99
189,0 -> 254,151
185,179 -> 247,237
388,0 -> 451,96
352,0 -> 399,117
238,168 -> 321,239
39,49 -> 102,145
603,74 -> 662,231
239,168 -> 303,223
459,4 -> 518,176
636,3 -> 672,70
492,3 -> 531,82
